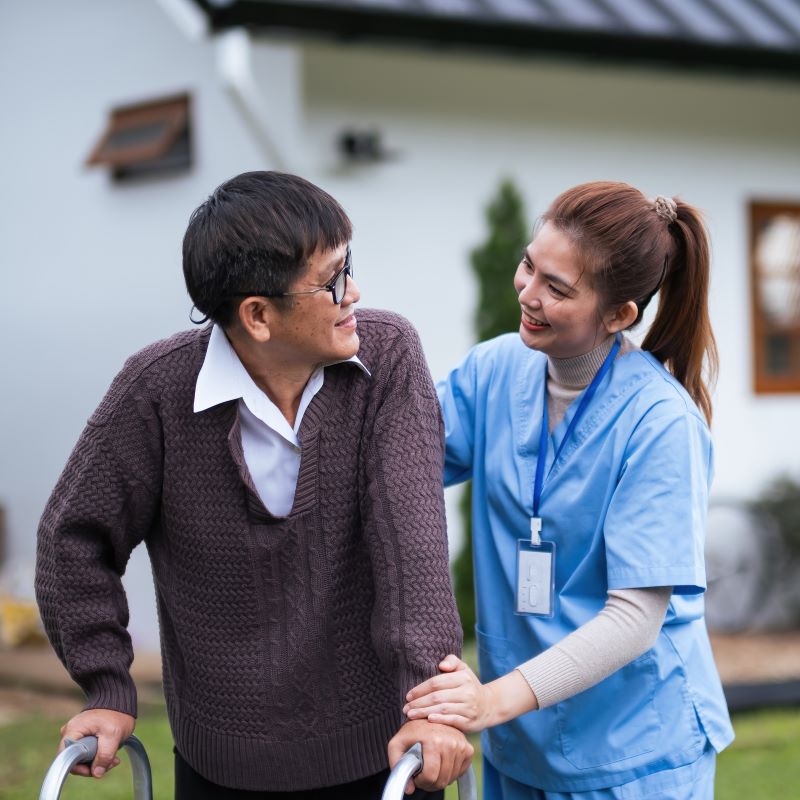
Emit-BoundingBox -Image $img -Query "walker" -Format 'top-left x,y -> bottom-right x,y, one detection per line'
39,735 -> 478,800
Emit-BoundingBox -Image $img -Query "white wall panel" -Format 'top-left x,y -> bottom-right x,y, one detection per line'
2,1 -> 800,649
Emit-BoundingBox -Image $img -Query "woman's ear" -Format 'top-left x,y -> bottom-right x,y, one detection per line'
236,297 -> 272,343
604,300 -> 638,334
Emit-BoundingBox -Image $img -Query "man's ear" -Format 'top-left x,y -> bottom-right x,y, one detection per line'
236,297 -> 272,343
603,300 -> 638,334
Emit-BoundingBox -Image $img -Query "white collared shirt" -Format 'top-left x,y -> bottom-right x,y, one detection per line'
194,325 -> 368,516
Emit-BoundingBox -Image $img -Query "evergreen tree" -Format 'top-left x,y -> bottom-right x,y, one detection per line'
453,179 -> 529,642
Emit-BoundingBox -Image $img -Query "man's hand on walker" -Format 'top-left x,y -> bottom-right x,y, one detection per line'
403,654 -> 539,733
58,708 -> 135,778
387,718 -> 473,795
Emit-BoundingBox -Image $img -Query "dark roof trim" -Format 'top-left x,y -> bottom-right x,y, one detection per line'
192,1 -> 800,79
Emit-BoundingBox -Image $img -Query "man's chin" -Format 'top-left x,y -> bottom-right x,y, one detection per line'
344,331 -> 360,356
325,332 -> 360,364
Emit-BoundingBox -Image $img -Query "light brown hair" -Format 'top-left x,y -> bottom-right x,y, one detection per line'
543,181 -> 718,423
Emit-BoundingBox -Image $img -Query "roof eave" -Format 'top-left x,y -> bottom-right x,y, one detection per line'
192,1 -> 800,80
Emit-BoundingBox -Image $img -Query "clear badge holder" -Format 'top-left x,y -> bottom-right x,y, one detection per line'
515,518 -> 556,617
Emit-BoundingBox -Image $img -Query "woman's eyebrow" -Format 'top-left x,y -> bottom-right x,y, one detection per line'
542,272 -> 575,292
524,248 -> 576,293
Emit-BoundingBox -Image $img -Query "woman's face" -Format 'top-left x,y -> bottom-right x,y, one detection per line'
514,222 -> 612,359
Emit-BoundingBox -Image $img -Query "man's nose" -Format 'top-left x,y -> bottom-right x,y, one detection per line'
343,275 -> 360,305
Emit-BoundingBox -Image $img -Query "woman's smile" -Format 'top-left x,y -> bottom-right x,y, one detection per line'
521,312 -> 550,330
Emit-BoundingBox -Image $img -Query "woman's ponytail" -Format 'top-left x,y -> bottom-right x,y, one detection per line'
544,182 -> 718,424
641,202 -> 718,424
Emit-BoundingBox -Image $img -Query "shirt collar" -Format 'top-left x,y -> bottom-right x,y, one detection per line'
194,325 -> 370,416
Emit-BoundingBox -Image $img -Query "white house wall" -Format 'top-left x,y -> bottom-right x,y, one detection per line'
0,0 -> 269,647
2,0 -> 800,650
298,40 -> 800,502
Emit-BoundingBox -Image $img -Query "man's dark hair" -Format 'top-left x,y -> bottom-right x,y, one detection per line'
183,171 -> 353,326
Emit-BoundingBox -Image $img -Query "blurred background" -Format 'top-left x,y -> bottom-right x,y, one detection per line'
2,1 -> 800,797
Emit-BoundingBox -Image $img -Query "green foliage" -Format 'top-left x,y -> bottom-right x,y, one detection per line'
452,180 -> 529,642
453,484 -> 476,643
471,180 -> 531,342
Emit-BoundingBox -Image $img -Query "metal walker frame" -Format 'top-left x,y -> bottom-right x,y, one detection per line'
39,736 -> 477,800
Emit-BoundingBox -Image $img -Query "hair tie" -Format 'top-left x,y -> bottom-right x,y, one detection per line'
652,196 -> 678,224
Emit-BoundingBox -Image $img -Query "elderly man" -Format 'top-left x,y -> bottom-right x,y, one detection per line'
36,171 -> 471,799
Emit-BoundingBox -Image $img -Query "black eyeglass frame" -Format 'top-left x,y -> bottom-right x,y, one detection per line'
232,246 -> 353,306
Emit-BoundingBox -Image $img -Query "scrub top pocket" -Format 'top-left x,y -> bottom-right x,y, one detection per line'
556,649 -> 661,769
476,626 -> 513,750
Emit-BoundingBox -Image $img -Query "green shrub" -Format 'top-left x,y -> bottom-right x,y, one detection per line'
751,475 -> 800,556
453,180 -> 529,642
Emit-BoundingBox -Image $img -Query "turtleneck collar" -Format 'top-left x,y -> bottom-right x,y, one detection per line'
547,335 -> 616,390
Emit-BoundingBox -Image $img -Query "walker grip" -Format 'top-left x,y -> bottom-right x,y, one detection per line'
39,735 -> 153,800
62,735 -> 98,761
381,742 -> 477,800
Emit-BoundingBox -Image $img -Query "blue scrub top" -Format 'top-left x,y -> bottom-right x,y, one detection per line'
439,334 -> 734,793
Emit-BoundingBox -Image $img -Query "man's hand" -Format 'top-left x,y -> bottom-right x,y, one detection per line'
387,719 -> 473,795
58,709 -> 136,778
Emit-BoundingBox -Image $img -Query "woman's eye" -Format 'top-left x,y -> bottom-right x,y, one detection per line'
549,284 -> 566,297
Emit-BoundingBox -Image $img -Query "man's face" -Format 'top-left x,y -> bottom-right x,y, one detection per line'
267,242 -> 361,368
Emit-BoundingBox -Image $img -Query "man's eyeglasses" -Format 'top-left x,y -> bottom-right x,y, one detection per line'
235,246 -> 353,306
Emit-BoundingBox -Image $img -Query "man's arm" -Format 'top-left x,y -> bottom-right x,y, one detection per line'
359,316 -> 468,790
360,318 -> 462,700
35,371 -> 162,776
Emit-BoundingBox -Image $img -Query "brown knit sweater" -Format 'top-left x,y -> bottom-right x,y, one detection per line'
35,309 -> 462,791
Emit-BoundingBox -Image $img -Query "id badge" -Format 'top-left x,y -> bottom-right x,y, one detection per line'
515,539 -> 556,617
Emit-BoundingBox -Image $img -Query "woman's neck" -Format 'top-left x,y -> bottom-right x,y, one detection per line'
545,336 -> 637,433
547,336 -> 616,390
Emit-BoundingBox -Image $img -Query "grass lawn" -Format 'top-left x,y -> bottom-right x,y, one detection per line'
0,709 -> 176,800
715,708 -> 800,798
3,705 -> 799,799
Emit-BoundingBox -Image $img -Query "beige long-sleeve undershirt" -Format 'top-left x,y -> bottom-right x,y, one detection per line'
518,335 -> 672,709
516,586 -> 672,709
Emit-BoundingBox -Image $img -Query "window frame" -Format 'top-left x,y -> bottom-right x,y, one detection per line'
85,93 -> 191,178
750,200 -> 800,394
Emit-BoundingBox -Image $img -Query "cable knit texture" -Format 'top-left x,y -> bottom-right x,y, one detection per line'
35,308 -> 462,792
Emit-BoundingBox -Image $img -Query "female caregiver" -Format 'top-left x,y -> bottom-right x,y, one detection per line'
405,182 -> 734,799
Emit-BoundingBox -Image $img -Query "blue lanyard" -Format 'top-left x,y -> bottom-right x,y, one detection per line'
532,334 -> 621,529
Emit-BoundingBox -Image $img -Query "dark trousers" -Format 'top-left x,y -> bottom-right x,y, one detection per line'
174,748 -> 445,800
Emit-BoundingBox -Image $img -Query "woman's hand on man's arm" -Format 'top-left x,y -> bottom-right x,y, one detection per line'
403,655 -> 539,733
